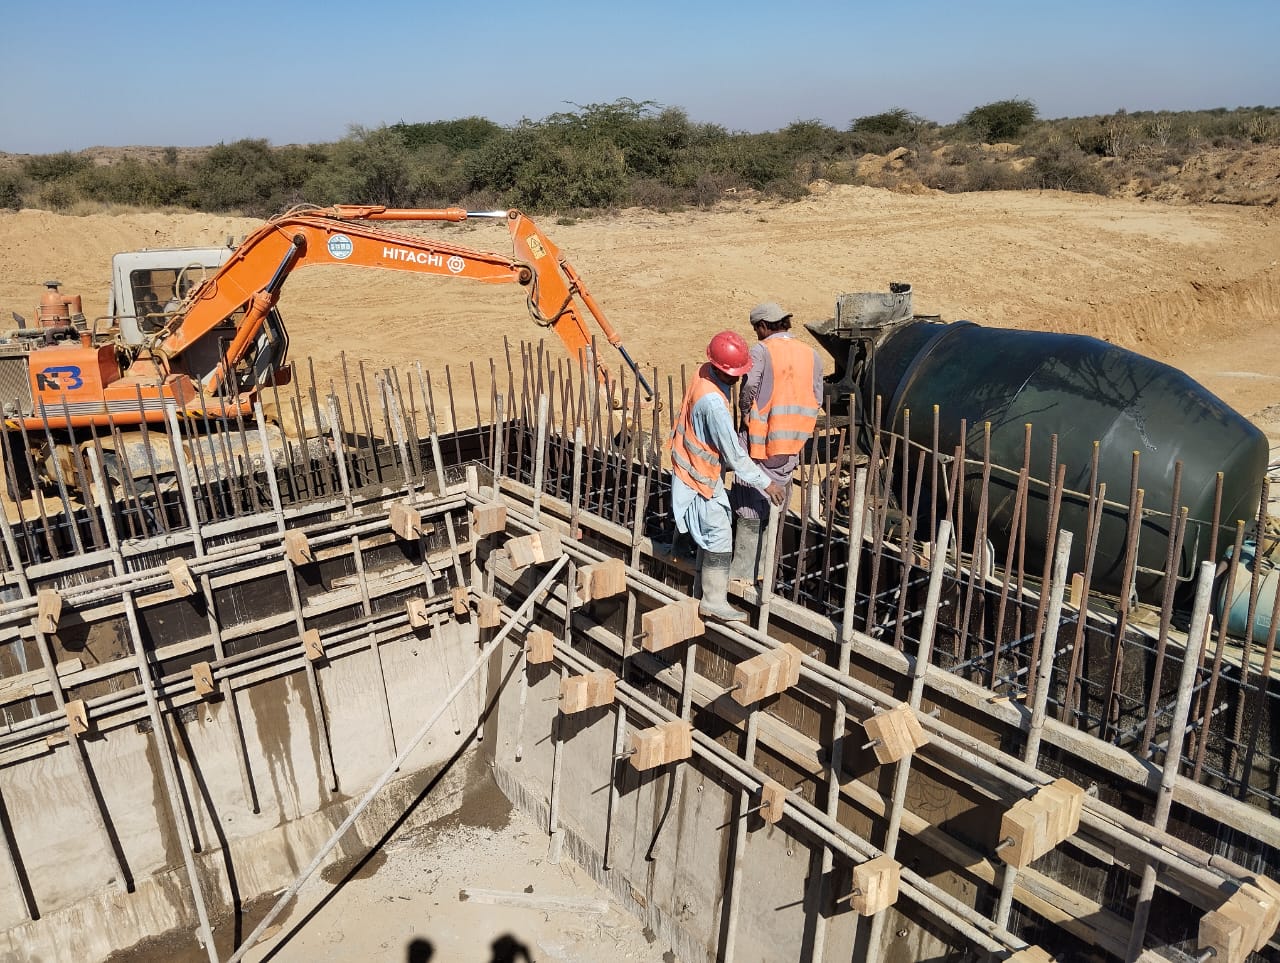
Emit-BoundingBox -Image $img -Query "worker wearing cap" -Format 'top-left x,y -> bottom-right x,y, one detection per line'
669,331 -> 787,622
729,302 -> 824,583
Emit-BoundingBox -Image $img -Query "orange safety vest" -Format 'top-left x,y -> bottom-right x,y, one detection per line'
745,337 -> 820,458
668,364 -> 726,499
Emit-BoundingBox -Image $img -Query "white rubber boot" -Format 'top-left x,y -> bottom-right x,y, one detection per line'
729,517 -> 762,583
699,551 -> 748,623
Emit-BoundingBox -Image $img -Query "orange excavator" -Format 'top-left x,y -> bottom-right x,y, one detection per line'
1,205 -> 654,495
3,204 -> 652,440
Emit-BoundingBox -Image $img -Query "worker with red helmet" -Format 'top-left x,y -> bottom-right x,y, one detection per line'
669,331 -> 787,622
729,302 -> 824,583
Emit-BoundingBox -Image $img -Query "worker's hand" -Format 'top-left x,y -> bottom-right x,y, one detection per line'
765,481 -> 787,507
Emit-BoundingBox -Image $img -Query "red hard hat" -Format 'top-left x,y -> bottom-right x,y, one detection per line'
707,330 -> 751,376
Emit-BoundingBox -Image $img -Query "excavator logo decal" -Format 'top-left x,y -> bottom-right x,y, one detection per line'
447,256 -> 465,274
327,234 -> 354,260
37,366 -> 84,391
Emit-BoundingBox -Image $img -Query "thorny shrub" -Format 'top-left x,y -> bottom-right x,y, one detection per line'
8,99 -> 1278,216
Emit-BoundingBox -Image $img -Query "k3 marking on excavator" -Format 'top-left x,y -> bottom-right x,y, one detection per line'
1,204 -> 653,496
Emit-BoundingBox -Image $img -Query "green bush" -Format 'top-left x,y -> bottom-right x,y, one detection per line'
964,161 -> 1035,192
851,108 -> 923,137
1030,144 -> 1110,194
78,157 -> 191,207
626,177 -> 682,211
849,108 -> 930,153
0,170 -> 26,210
8,100 -> 1277,215
32,179 -> 81,210
390,117 -> 502,153
777,119 -> 844,159
22,152 -> 92,183
464,126 -> 545,201
962,99 -> 1039,142
326,126 -> 416,207
191,139 -> 288,214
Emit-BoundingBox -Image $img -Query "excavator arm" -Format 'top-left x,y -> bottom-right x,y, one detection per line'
153,205 -> 652,399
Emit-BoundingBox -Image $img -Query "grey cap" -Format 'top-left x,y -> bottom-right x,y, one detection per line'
750,302 -> 792,325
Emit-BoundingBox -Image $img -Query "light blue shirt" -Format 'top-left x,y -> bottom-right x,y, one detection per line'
670,378 -> 772,551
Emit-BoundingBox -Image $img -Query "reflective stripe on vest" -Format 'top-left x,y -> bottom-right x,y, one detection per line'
747,337 -> 820,458
668,364 -> 724,499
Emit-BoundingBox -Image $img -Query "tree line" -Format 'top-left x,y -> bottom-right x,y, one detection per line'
1,98 -> 1276,215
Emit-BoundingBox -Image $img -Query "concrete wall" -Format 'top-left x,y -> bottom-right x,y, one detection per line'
0,618 -> 485,962
490,652 -> 844,963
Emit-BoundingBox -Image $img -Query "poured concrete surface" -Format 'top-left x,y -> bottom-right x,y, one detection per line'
237,772 -> 674,963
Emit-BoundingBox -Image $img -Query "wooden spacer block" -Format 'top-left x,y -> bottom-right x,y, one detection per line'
1069,572 -> 1084,609
37,588 -> 62,633
525,628 -> 556,665
65,698 -> 89,737
471,502 -> 507,537
628,719 -> 693,771
1208,884 -> 1274,958
1024,795 -> 1067,860
1234,882 -> 1280,952
850,854 -> 900,916
662,718 -> 692,762
863,703 -> 930,765
640,599 -> 704,652
388,502 -> 422,541
1007,948 -> 1055,963
283,529 -> 313,565
760,778 -> 788,825
506,530 -> 564,569
999,796 -> 1053,868
302,629 -> 325,662
576,558 -> 627,603
476,596 -> 501,628
1199,907 -> 1250,963
192,661 -> 216,697
1034,778 -> 1085,844
731,643 -> 802,706
559,669 -> 617,713
1247,875 -> 1280,950
167,557 -> 197,597
405,597 -> 430,629
451,586 -> 471,617
630,726 -> 667,771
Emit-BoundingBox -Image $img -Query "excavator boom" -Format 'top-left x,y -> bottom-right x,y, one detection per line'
155,205 -> 652,399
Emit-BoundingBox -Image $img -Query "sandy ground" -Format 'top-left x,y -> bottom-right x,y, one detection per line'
2,187 -> 1278,443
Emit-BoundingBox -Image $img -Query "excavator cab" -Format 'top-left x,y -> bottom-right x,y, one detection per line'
109,246 -> 233,345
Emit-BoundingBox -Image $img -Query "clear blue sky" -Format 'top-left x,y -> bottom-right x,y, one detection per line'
2,0 -> 1276,154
